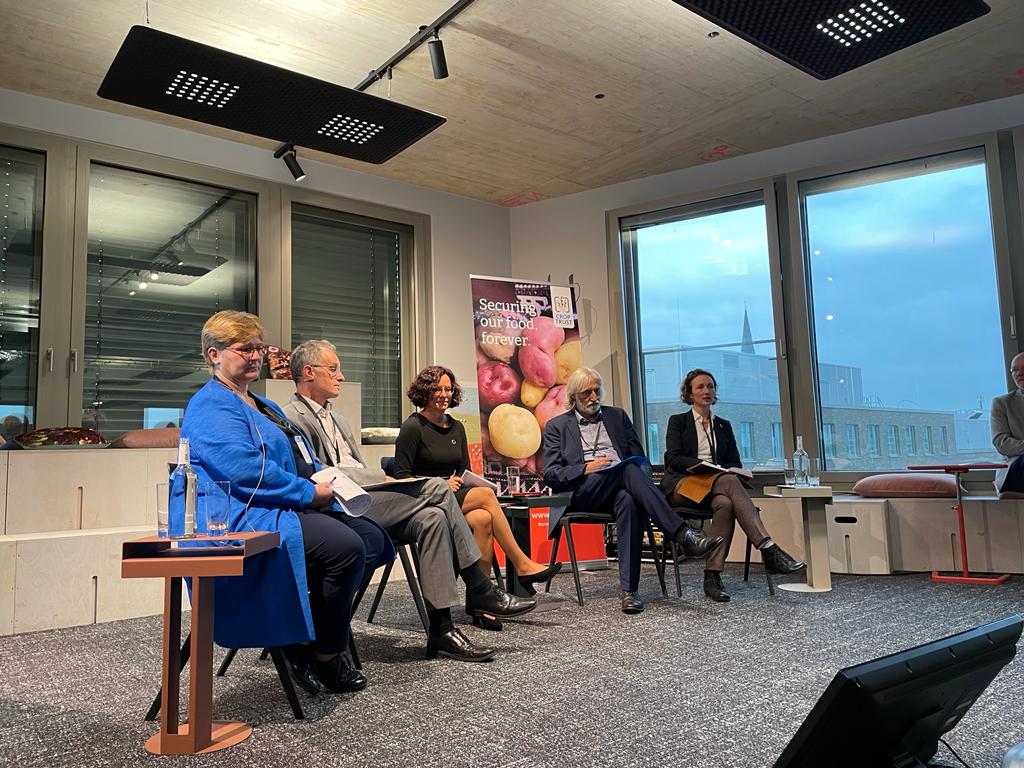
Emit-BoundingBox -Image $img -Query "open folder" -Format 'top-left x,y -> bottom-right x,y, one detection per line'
311,467 -> 371,516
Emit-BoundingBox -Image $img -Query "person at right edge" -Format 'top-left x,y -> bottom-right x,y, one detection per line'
543,367 -> 723,615
660,368 -> 806,603
990,351 -> 1024,495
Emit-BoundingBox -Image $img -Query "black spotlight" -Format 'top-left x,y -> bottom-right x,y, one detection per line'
427,30 -> 448,80
274,143 -> 306,181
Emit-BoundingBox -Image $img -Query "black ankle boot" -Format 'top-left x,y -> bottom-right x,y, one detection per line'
761,544 -> 807,574
703,571 -> 730,602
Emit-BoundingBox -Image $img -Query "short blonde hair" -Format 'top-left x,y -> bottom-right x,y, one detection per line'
200,311 -> 265,365
564,366 -> 602,410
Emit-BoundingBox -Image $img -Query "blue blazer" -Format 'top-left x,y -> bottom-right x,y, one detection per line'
542,405 -> 649,533
172,378 -> 393,649
659,409 -> 741,497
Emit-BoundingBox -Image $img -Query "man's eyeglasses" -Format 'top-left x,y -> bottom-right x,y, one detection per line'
579,387 -> 602,398
226,344 -> 269,359
310,364 -> 341,375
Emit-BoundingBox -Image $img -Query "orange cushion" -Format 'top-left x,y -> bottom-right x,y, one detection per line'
852,473 -> 956,498
108,427 -> 180,449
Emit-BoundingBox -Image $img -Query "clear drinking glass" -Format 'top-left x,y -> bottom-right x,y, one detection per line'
807,457 -> 820,487
203,480 -> 231,535
505,466 -> 521,495
156,482 -> 170,538
783,459 -> 796,486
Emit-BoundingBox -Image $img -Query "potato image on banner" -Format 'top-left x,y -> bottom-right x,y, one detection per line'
554,341 -> 582,385
520,379 -> 547,408
488,403 -> 542,458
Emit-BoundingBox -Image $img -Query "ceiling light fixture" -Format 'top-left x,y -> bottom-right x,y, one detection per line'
427,30 -> 449,80
670,0 -> 990,79
274,143 -> 306,181
98,26 -> 445,164
356,0 -> 478,91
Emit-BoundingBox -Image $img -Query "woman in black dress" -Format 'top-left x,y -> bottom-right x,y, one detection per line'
394,366 -> 560,627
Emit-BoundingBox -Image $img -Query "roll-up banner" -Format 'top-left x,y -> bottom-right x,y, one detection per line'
470,275 -> 581,489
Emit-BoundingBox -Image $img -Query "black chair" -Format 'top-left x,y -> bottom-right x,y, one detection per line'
662,500 -> 775,597
543,510 -> 668,606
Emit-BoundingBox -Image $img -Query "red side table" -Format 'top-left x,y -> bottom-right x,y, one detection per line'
907,463 -> 1009,585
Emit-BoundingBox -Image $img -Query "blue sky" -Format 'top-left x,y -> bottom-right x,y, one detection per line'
636,161 -> 1007,413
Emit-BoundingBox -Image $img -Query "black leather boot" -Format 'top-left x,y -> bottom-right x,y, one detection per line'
703,570 -> 730,602
761,544 -> 807,574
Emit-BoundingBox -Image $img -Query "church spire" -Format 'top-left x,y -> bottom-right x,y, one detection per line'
741,305 -> 754,354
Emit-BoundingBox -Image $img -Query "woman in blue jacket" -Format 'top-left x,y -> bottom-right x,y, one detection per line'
173,311 -> 393,694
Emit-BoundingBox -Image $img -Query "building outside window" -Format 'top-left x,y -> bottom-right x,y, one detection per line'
822,423 -> 837,461
922,425 -> 934,456
623,193 -> 784,467
844,423 -> 860,458
905,425 -> 917,456
771,422 -> 784,460
940,425 -> 950,454
738,421 -> 754,462
887,425 -> 900,456
867,425 -> 881,457
800,146 -> 1005,471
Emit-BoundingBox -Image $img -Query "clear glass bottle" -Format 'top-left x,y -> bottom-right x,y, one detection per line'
792,435 -> 809,487
171,437 -> 198,538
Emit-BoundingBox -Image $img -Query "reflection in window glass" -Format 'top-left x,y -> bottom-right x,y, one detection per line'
292,206 -> 405,428
629,199 -> 782,467
84,164 -> 255,435
802,148 -> 1004,470
0,146 -> 44,439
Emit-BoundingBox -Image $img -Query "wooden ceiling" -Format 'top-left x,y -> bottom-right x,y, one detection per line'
2,0 -> 1023,205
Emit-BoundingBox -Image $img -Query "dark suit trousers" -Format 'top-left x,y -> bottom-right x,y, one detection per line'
571,462 -> 684,592
296,511 -> 391,655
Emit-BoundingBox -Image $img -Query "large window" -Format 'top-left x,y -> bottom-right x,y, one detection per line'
623,193 -> 783,467
0,146 -> 44,441
82,164 -> 255,435
801,148 -> 1005,470
291,205 -> 408,428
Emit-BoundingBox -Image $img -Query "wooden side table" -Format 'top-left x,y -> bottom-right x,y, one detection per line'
121,531 -> 279,755
908,463 -> 1009,585
763,485 -> 834,593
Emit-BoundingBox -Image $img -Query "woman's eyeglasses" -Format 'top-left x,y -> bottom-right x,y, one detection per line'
433,387 -> 455,395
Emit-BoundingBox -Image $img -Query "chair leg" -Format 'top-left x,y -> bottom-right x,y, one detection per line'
216,647 -> 238,677
365,558 -> 395,625
259,648 -> 270,661
491,555 -> 506,591
670,540 -> 682,597
144,631 -> 191,722
267,648 -> 306,720
563,523 -> 584,607
647,524 -> 667,598
744,537 -> 752,582
544,527 -> 562,593
401,545 -> 431,635
349,634 -> 362,670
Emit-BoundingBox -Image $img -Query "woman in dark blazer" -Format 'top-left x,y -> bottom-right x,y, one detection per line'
660,368 -> 805,602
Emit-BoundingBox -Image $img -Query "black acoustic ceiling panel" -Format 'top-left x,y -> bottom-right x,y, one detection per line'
98,26 -> 446,164
671,0 -> 991,79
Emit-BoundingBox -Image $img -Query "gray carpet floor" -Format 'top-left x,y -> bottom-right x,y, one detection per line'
2,562 -> 1024,768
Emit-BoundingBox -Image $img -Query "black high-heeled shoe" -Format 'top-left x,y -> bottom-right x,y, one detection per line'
518,561 -> 563,587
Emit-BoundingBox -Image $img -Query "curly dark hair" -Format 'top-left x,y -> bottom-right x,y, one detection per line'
407,365 -> 462,408
680,368 -> 718,404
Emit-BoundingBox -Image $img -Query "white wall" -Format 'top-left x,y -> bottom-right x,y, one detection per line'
509,92 -> 1024,402
0,87 -> 511,385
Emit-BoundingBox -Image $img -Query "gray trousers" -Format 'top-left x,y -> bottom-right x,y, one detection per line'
362,477 -> 481,609
705,473 -> 770,572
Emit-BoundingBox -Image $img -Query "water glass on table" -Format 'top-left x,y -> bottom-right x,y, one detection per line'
156,482 -> 170,538
807,458 -> 820,487
783,459 -> 796,486
505,466 -> 521,495
203,480 -> 231,535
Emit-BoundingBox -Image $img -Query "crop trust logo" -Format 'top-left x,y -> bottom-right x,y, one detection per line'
549,285 -> 575,329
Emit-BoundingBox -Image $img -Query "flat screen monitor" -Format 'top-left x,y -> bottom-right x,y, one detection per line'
775,614 -> 1023,768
